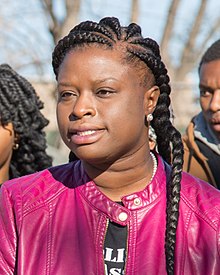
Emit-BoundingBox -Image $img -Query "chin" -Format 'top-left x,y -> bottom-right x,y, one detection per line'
211,126 -> 220,140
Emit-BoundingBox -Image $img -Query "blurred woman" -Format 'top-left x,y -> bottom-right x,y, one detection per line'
0,64 -> 52,184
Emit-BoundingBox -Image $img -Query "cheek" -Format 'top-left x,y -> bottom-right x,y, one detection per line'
111,95 -> 144,120
57,103 -> 69,124
56,104 -> 70,139
0,129 -> 14,164
107,99 -> 145,135
0,145 -> 12,164
200,98 -> 210,112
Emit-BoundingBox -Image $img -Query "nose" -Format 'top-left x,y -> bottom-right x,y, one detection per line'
209,89 -> 220,112
71,93 -> 96,119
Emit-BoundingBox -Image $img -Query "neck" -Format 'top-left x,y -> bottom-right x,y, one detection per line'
0,166 -> 10,185
0,152 -> 12,185
83,149 -> 157,201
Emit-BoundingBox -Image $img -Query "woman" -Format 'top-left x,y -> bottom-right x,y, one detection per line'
0,64 -> 52,184
0,18 -> 220,275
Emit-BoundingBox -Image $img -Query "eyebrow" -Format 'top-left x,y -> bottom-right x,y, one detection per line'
57,82 -> 73,88
94,77 -> 118,84
199,84 -> 214,93
199,84 -> 212,90
58,78 -> 119,88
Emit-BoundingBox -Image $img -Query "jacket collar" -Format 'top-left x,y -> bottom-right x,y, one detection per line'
77,154 -> 167,225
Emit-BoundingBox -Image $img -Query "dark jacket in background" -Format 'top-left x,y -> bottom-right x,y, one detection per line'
182,119 -> 218,188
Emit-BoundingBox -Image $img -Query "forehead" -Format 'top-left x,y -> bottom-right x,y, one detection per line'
200,59 -> 220,78
59,46 -> 138,79
199,59 -> 220,88
61,46 -> 127,67
58,46 -> 154,87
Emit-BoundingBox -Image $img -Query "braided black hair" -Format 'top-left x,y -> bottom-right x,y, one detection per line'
52,17 -> 184,274
199,39 -> 220,72
0,64 -> 52,179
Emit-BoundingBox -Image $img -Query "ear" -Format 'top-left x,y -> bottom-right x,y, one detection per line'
144,85 -> 160,115
14,132 -> 20,140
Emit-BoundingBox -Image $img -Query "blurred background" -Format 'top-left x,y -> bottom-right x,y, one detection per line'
1,0 -> 220,164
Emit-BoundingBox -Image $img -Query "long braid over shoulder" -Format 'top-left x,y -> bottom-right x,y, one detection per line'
52,17 -> 184,274
0,64 -> 52,178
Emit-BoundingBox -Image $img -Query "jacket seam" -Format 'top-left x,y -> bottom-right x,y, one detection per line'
96,214 -> 107,274
46,202 -> 53,275
0,251 -> 13,274
22,185 -> 66,217
181,193 -> 219,231
179,209 -> 192,274
0,188 -> 15,257
128,211 -> 137,275
217,218 -> 220,258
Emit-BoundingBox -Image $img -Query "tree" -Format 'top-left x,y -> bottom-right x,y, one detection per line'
161,0 -> 220,81
159,0 -> 220,128
40,0 -> 81,44
130,0 -> 139,23
130,0 -> 220,128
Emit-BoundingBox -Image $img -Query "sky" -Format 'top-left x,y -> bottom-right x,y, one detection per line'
0,0 -> 220,83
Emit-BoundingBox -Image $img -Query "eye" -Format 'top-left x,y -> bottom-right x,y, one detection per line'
200,89 -> 213,97
96,89 -> 115,97
58,90 -> 77,101
62,91 -> 74,97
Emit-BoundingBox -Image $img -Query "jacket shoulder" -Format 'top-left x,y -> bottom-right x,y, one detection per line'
1,161 -> 82,213
180,172 -> 220,227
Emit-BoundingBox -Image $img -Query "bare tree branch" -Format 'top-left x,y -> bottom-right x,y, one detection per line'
60,0 -> 81,39
40,0 -> 60,44
195,17 -> 220,61
176,0 -> 208,80
130,0 -> 139,23
160,0 -> 181,68
40,0 -> 81,44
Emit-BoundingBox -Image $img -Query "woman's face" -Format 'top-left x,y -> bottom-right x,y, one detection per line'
56,47 -> 158,164
0,122 -> 14,171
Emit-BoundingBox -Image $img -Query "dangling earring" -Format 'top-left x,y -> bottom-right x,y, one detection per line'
146,114 -> 153,122
13,133 -> 20,150
13,142 -> 19,150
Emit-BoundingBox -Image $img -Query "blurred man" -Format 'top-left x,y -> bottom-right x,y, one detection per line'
183,39 -> 220,188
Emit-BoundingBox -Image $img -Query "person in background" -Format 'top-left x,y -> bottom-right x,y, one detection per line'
1,17 -> 220,275
0,64 -> 52,184
182,39 -> 220,188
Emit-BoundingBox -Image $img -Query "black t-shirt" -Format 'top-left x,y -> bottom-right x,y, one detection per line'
103,204 -> 127,275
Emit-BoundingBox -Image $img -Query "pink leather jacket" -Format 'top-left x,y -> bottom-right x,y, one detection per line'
1,155 -> 220,275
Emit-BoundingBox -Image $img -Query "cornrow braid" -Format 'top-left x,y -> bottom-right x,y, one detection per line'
198,39 -> 220,72
52,17 -> 184,274
130,38 -> 161,57
99,17 -> 122,40
125,23 -> 142,41
0,64 -> 52,179
72,21 -> 115,41
126,33 -> 183,274
52,18 -> 123,78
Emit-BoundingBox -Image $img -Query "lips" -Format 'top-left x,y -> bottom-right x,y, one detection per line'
68,126 -> 105,145
76,130 -> 97,136
210,117 -> 220,125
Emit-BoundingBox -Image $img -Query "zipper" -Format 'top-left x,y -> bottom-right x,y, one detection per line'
103,218 -> 109,275
123,223 -> 129,275
102,218 -> 128,274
